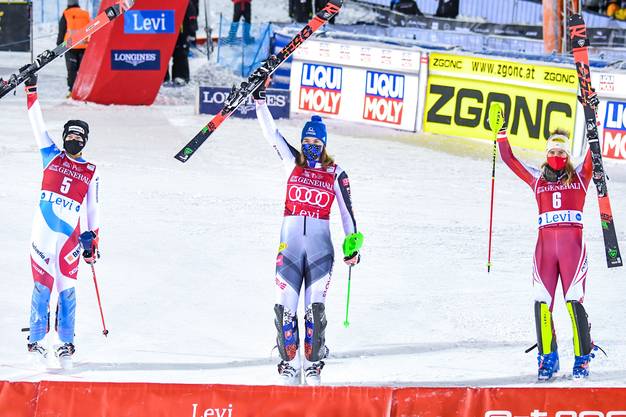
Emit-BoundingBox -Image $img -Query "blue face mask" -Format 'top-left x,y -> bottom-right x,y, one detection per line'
302,143 -> 323,167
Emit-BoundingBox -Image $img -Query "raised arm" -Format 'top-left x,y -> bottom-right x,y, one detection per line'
334,167 -> 357,236
575,146 -> 593,187
24,75 -> 60,167
255,100 -> 299,170
497,131 -> 540,188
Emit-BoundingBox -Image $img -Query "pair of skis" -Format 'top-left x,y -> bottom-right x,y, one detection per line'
0,0 -> 135,100
569,14 -> 622,268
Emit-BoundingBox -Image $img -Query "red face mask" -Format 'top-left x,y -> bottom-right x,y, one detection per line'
547,155 -> 568,171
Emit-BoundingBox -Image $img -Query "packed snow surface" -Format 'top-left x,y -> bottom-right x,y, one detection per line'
1,14 -> 625,387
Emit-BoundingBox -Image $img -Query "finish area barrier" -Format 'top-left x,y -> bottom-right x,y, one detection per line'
2,381 -> 626,417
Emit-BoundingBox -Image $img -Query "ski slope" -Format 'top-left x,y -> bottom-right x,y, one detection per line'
1,25 -> 626,388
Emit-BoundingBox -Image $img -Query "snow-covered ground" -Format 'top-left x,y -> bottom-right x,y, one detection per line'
1,13 -> 626,387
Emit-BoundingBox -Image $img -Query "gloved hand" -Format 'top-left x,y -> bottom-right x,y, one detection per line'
79,230 -> 100,264
23,71 -> 37,94
579,88 -> 599,112
343,232 -> 364,266
252,77 -> 271,101
488,102 -> 507,134
344,251 -> 360,266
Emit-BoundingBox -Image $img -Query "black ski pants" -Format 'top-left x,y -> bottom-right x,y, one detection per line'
65,49 -> 85,92
233,2 -> 251,23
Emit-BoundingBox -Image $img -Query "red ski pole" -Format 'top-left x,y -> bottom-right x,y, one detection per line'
487,103 -> 504,273
89,264 -> 109,337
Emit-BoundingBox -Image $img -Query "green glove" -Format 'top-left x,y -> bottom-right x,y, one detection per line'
488,103 -> 506,135
343,232 -> 364,258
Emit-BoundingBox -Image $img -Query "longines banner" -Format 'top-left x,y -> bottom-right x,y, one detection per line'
197,87 -> 290,119
0,1 -> 30,52
3,381 -> 626,416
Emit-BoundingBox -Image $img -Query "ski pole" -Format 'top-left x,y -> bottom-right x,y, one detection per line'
90,264 -> 109,337
487,103 -> 503,273
343,266 -> 352,328
487,136 -> 497,273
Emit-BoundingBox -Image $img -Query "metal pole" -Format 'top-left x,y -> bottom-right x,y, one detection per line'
217,12 -> 222,63
30,0 -> 34,62
561,0 -> 569,54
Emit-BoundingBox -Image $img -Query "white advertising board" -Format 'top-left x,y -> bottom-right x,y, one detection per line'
290,40 -> 421,132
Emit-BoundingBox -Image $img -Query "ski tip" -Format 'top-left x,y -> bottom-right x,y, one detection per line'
174,149 -> 193,163
21,327 -> 30,332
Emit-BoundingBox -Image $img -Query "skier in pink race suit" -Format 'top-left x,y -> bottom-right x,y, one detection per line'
490,104 -> 600,381
253,79 -> 362,386
23,73 -> 100,368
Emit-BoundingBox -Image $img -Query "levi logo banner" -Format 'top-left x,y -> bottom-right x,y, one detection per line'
603,101 -> 626,160
124,10 -> 175,34
299,63 -> 342,115
363,71 -> 404,125
111,50 -> 160,70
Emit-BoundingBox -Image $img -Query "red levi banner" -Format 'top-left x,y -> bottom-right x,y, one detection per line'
34,381 -> 393,417
0,381 -> 38,417
392,387 -> 626,417
72,0 -> 189,105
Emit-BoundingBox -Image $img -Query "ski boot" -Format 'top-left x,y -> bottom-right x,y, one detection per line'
278,358 -> 301,386
28,341 -> 48,361
537,351 -> 559,381
55,343 -> 75,370
573,346 -> 601,379
303,346 -> 329,386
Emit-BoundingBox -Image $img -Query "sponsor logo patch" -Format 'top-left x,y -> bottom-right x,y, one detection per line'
124,10 -> 175,34
299,63 -> 342,115
603,101 -> 626,160
111,50 -> 160,70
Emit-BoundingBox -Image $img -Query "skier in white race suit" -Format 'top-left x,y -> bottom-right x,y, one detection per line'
23,73 -> 100,367
253,79 -> 361,386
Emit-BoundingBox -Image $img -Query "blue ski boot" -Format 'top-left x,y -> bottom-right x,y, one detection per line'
573,347 -> 598,379
537,351 -> 559,381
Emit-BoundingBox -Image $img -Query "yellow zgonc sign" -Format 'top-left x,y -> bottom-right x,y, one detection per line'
424,53 -> 578,151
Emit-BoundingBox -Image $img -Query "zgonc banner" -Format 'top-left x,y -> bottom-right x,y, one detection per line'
2,381 -> 626,417
424,52 -> 579,152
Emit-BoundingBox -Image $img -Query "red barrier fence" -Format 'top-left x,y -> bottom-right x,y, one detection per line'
2,381 -> 626,417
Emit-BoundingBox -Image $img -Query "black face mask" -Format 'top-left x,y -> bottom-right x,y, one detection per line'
63,139 -> 85,156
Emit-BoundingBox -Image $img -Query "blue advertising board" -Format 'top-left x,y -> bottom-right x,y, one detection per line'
124,10 -> 176,34
198,87 -> 290,119
111,50 -> 161,70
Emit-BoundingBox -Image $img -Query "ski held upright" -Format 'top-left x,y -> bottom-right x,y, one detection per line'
0,0 -> 135,100
569,13 -> 623,268
173,0 -> 343,163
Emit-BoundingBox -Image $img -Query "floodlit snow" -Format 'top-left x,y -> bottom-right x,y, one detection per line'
1,12 -> 626,387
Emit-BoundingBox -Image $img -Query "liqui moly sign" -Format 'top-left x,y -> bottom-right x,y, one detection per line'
298,63 -> 342,115
603,100 -> 626,160
363,71 -> 404,125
